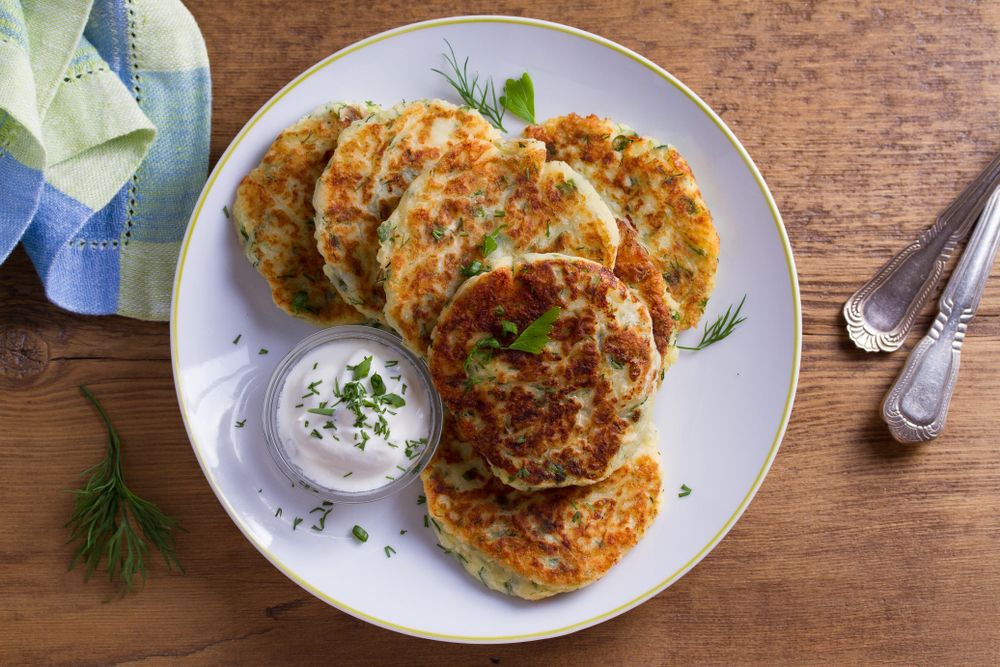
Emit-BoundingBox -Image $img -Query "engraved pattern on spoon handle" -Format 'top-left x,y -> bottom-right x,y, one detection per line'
881,303 -> 966,442
882,185 -> 1000,443
844,151 -> 1000,352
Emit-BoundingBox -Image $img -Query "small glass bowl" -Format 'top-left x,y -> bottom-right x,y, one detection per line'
262,325 -> 443,503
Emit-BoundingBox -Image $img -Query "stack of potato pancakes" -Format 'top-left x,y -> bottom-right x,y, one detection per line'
232,99 -> 719,599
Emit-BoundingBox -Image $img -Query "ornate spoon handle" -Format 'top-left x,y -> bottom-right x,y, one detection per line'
882,184 -> 1000,443
844,151 -> 1000,352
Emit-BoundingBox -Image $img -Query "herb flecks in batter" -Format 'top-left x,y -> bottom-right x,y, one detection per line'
555,178 -> 577,194
292,290 -> 317,315
460,259 -> 488,277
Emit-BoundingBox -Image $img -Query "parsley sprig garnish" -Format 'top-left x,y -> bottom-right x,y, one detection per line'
507,307 -> 560,354
677,295 -> 748,351
67,386 -> 184,594
464,307 -> 561,377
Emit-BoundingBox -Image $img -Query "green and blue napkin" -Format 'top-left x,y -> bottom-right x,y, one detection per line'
0,0 -> 210,320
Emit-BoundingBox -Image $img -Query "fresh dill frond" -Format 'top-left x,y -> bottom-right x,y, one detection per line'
66,386 -> 184,594
432,40 -> 507,132
676,295 -> 748,351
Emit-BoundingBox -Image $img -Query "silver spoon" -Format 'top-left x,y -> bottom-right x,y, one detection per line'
844,152 -> 1000,352
882,184 -> 1000,443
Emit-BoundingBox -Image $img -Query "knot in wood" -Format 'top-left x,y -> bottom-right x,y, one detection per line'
0,327 -> 49,382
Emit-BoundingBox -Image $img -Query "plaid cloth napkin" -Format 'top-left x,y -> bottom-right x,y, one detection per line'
0,0 -> 210,320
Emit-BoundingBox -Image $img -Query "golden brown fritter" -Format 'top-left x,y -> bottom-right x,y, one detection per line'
525,114 -> 719,329
377,138 -> 620,356
428,253 -> 660,491
313,99 -> 501,323
231,101 -> 375,325
423,417 -> 662,599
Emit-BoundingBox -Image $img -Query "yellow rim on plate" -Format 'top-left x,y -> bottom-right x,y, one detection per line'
170,15 -> 801,643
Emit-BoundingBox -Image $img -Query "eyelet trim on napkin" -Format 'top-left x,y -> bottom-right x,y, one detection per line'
61,67 -> 109,84
71,240 -> 120,250
126,0 -> 142,105
123,174 -> 139,247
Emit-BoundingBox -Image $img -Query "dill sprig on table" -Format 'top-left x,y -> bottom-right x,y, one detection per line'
677,295 -> 748,351
432,40 -> 507,132
66,385 -> 184,594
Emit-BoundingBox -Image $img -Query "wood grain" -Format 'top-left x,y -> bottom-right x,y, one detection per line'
3,1 -> 1000,664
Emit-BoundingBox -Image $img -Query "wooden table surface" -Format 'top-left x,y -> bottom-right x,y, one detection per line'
4,1 -> 1000,664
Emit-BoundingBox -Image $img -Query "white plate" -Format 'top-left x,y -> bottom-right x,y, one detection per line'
171,16 -> 800,643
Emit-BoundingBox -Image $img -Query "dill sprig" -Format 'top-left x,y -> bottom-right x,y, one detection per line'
66,386 -> 184,594
677,295 -> 748,351
432,40 -> 507,132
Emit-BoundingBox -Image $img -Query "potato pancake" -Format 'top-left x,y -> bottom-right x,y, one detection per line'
428,253 -> 660,490
423,417 -> 662,600
232,101 -> 376,325
525,114 -> 719,329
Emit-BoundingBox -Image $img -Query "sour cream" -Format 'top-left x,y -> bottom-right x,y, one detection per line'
274,339 -> 432,493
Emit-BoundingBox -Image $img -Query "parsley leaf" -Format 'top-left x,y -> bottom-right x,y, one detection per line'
481,224 -> 506,258
555,179 -> 576,193
462,308 -> 561,382
381,393 -> 406,408
612,134 -> 635,151
507,307 -> 560,354
460,260 -> 488,277
347,356 -> 372,380
291,290 -> 316,314
500,73 -> 535,123
377,220 -> 394,242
